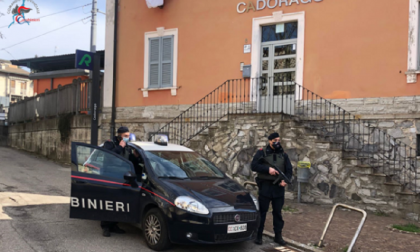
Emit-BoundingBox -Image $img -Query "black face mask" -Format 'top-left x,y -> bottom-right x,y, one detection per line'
273,141 -> 281,150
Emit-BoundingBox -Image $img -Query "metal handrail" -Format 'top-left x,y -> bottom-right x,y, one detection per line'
243,181 -> 257,187
318,203 -> 367,252
154,76 -> 418,194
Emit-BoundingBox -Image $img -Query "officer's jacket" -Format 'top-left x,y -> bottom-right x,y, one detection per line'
251,144 -> 293,198
103,136 -> 143,176
103,136 -> 130,159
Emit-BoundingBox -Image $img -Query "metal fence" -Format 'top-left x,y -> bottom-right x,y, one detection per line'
8,78 -> 91,123
155,77 -> 418,194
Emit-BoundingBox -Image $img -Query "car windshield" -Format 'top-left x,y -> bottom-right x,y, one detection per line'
144,151 -> 224,179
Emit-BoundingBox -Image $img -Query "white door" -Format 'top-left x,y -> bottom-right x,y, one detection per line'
258,23 -> 297,115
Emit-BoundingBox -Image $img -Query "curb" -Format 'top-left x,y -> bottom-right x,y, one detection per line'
263,230 -> 324,252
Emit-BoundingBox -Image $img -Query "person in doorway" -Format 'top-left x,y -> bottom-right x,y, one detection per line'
101,126 -> 142,237
251,132 -> 293,246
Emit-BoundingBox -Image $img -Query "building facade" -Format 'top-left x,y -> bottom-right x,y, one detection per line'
102,0 -> 420,140
0,59 -> 32,116
11,52 -> 106,95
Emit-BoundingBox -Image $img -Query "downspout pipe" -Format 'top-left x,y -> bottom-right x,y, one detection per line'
110,0 -> 118,139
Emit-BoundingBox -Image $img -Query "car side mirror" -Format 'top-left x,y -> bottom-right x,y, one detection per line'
124,171 -> 136,182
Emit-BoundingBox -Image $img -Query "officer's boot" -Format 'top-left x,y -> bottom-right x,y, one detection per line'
254,233 -> 263,245
274,233 -> 287,246
102,227 -> 111,237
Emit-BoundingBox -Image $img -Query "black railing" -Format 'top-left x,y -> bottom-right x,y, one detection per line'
155,77 -> 418,194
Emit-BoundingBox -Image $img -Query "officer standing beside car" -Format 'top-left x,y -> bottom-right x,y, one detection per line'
251,132 -> 293,246
101,126 -> 142,237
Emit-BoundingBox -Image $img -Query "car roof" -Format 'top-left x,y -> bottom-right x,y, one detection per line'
130,141 -> 194,152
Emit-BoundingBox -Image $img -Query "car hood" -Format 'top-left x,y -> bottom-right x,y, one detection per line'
162,178 -> 255,208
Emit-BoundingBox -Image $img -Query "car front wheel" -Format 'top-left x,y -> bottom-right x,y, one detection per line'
143,208 -> 171,251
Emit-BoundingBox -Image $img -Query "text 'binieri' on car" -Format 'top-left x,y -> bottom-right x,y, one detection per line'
70,134 -> 260,251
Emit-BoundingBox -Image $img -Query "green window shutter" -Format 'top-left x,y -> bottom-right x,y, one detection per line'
149,37 -> 160,88
161,35 -> 174,88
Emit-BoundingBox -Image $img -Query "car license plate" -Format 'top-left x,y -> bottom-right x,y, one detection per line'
227,223 -> 247,234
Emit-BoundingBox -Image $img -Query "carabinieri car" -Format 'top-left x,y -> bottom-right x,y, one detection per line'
70,135 -> 260,251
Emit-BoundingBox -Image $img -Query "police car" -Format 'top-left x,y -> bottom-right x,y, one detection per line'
70,135 -> 260,250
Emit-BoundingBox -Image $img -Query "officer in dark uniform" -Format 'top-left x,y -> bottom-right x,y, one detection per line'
101,126 -> 143,237
251,132 -> 293,246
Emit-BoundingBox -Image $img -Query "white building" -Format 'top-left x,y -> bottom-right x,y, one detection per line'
0,59 -> 33,117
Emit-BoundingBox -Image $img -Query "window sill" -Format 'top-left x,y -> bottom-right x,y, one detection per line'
405,70 -> 420,83
140,87 -> 179,97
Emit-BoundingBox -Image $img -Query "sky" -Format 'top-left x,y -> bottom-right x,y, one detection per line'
0,0 -> 106,61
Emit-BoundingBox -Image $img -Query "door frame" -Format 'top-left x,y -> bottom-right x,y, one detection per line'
251,11 -> 305,101
70,142 -> 142,223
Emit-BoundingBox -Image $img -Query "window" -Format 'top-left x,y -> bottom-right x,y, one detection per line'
261,22 -> 298,43
10,80 -> 15,94
144,151 -> 224,179
143,27 -> 178,97
21,82 -> 26,95
10,95 -> 22,104
149,36 -> 174,88
76,146 -> 133,179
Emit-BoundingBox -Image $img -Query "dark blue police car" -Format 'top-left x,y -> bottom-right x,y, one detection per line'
70,135 -> 260,250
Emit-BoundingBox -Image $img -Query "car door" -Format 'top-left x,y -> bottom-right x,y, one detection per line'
70,142 -> 141,223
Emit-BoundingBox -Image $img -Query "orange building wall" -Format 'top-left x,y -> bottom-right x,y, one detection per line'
34,76 -> 88,95
115,0 -> 418,108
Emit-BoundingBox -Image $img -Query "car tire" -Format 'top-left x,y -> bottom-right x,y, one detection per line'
143,208 -> 171,251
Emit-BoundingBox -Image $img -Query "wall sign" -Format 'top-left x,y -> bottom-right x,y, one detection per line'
237,0 -> 323,14
244,44 -> 251,53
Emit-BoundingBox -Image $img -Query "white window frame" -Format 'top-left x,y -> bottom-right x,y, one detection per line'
143,27 -> 178,97
251,11 -> 305,100
407,0 -> 420,83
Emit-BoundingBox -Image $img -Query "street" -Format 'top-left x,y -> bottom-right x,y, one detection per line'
0,147 -> 298,252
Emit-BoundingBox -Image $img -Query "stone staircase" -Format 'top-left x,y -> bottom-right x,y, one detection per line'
152,79 -> 418,219
185,114 -> 419,219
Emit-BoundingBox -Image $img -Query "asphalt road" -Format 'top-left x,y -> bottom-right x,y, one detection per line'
0,147 -> 289,252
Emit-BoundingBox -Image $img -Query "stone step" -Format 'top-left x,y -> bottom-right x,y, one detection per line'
353,165 -> 373,175
384,182 -> 402,187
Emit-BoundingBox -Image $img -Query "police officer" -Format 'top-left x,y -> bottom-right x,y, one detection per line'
251,132 -> 293,246
101,126 -> 142,237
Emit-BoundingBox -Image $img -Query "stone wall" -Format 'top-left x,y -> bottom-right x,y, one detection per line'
182,114 -> 419,216
8,115 -> 91,163
327,96 -> 420,152
0,125 -> 8,147
101,96 -> 420,151
332,96 -> 420,116
100,105 -> 190,143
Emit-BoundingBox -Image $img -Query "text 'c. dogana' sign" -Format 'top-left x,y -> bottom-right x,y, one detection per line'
237,0 -> 323,13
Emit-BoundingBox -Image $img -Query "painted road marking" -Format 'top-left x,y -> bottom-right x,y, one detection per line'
0,192 -> 69,220
263,245 -> 304,252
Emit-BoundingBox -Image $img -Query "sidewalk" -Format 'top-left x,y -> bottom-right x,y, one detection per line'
264,201 -> 420,252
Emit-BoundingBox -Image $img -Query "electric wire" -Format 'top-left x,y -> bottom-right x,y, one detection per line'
0,3 -> 92,29
0,16 -> 90,52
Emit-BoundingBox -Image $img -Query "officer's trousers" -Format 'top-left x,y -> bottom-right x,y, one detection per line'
257,195 -> 285,235
100,221 -> 118,229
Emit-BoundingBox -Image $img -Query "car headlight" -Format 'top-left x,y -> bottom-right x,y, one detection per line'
251,194 -> 259,211
174,196 -> 209,215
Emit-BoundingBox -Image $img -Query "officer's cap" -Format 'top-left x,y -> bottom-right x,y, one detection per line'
268,132 -> 280,140
117,126 -> 129,134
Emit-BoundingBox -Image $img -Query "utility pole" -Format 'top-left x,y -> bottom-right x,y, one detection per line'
90,0 -> 97,53
88,0 -> 97,116
89,0 -> 99,145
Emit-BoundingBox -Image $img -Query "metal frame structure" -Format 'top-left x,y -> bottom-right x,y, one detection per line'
318,203 -> 367,252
